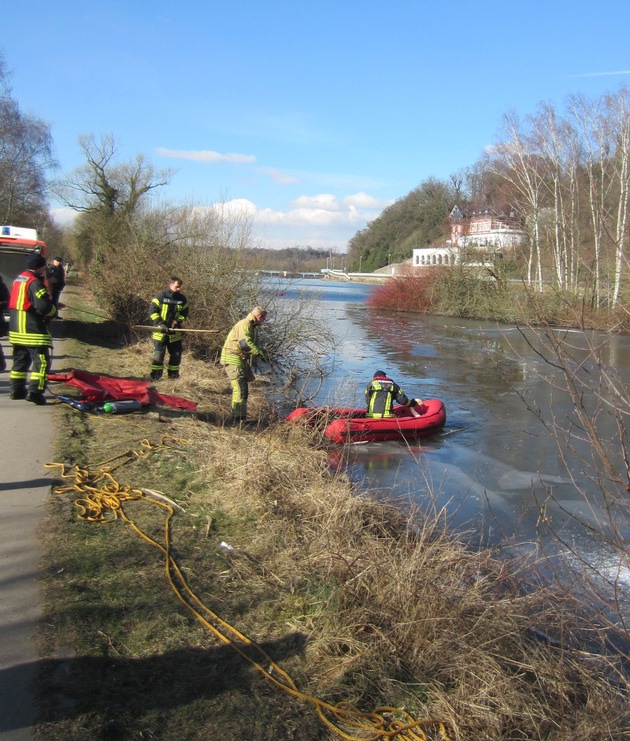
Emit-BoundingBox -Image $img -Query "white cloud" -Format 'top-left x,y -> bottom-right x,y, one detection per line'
257,167 -> 299,185
50,191 -> 389,251
343,192 -> 385,209
156,147 -> 256,164
292,193 -> 341,211
51,207 -> 78,226
216,191 -> 388,229
563,70 -> 630,79
207,192 -> 390,249
210,198 -> 258,218
289,192 -> 391,214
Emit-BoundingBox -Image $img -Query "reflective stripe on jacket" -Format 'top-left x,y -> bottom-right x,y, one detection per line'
9,271 -> 56,347
220,312 -> 262,366
365,376 -> 411,418
149,288 -> 189,341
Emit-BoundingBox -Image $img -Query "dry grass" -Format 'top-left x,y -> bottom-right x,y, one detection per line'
35,284 -> 630,740
187,421 -> 630,739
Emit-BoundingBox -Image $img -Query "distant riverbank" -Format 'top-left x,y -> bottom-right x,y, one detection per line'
365,266 -> 630,333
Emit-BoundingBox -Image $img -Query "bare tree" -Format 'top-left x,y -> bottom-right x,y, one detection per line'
532,102 -> 582,292
487,88 -> 630,308
603,88 -> 630,306
54,133 -> 175,269
564,88 -> 630,308
488,111 -> 548,289
567,93 -> 609,307
0,53 -> 55,226
53,134 -> 173,217
504,318 -> 630,662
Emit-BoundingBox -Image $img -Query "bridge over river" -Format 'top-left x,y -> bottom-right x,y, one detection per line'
257,268 -> 391,282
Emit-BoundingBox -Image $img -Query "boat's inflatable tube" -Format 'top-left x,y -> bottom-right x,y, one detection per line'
286,399 -> 446,444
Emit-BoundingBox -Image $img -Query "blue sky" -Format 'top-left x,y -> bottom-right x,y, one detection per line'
4,0 -> 630,251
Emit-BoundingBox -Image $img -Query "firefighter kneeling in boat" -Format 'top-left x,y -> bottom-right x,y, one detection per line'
221,306 -> 267,423
365,370 -> 422,418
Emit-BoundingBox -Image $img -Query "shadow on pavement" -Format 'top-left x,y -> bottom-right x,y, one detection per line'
0,632 -> 307,734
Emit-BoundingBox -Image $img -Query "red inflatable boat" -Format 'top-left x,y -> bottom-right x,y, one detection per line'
286,399 -> 446,444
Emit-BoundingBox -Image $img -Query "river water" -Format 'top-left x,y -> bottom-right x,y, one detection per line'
265,278 -> 630,616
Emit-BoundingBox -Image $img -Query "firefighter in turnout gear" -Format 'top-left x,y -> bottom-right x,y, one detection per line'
0,274 -> 9,372
365,370 -> 422,419
148,277 -> 189,380
220,306 -> 267,422
9,252 -> 58,404
48,256 -> 66,317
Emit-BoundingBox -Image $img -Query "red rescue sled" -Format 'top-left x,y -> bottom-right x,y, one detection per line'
286,399 -> 446,444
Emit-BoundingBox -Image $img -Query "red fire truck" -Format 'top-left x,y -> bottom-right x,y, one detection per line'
0,225 -> 48,285
0,226 -> 49,327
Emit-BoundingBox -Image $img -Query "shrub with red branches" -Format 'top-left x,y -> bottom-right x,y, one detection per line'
367,267 -> 439,312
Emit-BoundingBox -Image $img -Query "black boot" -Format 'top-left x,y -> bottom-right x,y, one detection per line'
26,392 -> 47,405
150,371 -> 163,381
10,386 -> 27,400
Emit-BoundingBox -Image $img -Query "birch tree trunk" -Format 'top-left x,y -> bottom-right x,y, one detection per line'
489,112 -> 546,291
533,103 -> 584,294
568,94 -> 613,307
606,90 -> 630,306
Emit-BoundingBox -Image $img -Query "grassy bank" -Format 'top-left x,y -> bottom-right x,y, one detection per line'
35,284 -> 629,740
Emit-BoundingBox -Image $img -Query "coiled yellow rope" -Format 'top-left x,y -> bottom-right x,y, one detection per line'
46,438 -> 452,741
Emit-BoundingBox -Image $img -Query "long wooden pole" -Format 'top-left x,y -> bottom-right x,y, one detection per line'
133,325 -> 220,334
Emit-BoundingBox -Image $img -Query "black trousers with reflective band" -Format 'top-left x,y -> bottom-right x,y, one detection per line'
151,338 -> 183,375
10,344 -> 51,394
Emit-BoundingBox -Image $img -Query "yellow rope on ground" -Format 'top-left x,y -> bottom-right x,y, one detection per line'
46,438 -> 452,741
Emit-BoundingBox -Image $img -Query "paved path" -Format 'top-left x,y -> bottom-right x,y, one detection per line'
0,335 -> 59,740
